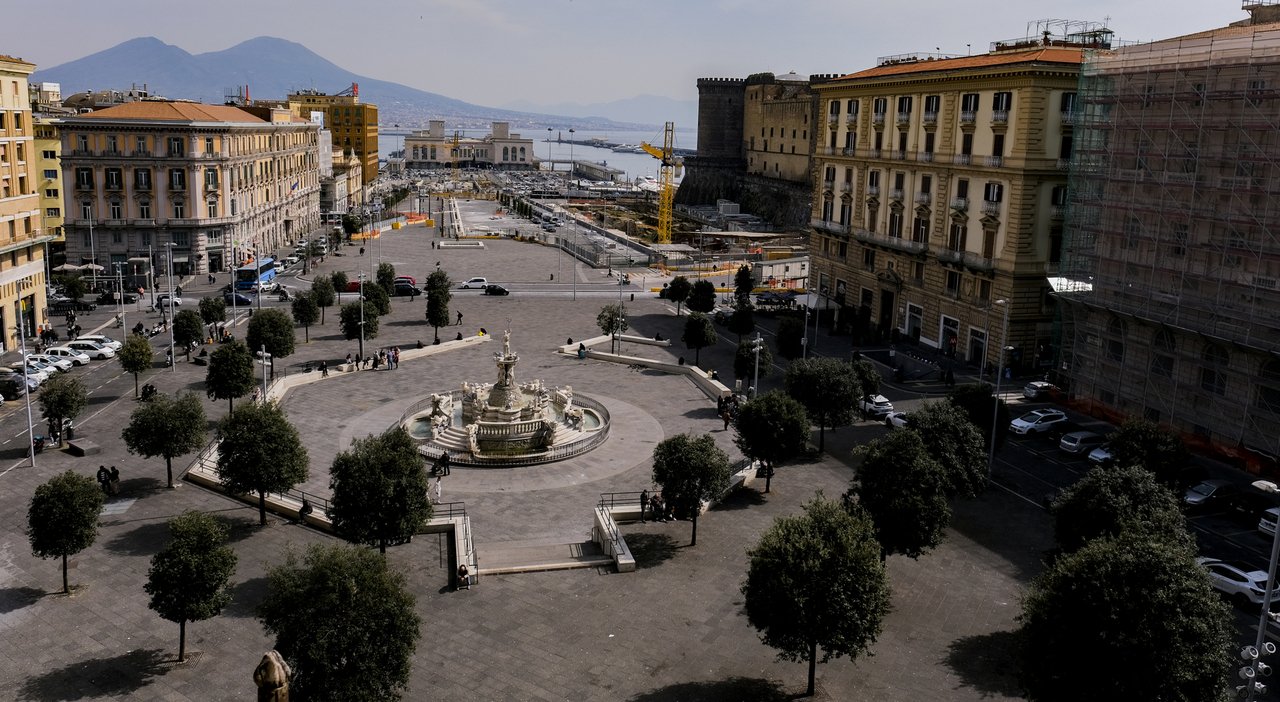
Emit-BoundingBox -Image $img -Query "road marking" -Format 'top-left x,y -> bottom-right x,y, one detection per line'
988,475 -> 1047,509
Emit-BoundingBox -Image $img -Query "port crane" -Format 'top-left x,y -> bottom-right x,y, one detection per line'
640,122 -> 682,245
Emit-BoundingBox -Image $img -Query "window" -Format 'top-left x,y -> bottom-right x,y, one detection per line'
978,279 -> 991,301
167,137 -> 184,157
961,93 -> 979,112
1105,317 -> 1125,363
863,248 -> 875,270
961,133 -> 973,156
924,95 -> 940,114
846,99 -> 857,115
45,208 -> 59,217
80,202 -> 92,219
141,231 -> 151,246
41,149 -> 55,159
111,231 -> 122,244
205,168 -> 218,187
829,101 -> 840,116
873,97 -> 887,116
173,201 -> 185,219
992,134 -> 1004,157
106,135 -> 118,153
945,271 -> 961,295
912,261 -> 924,282
75,168 -> 93,188
993,92 -> 1012,111
173,232 -> 189,247
984,182 -> 1003,202
888,210 -> 903,238
868,171 -> 880,188
104,168 -> 122,189
1061,92 -> 1077,115
135,136 -> 146,153
912,217 -> 928,243
1059,135 -> 1073,160
205,137 -> 214,154
109,201 -> 122,219
135,168 -> 151,190
139,201 -> 151,219
1200,343 -> 1228,395
77,135 -> 88,152
207,200 -> 218,218
924,132 -> 935,154
948,222 -> 967,251
1049,226 -> 1064,263
893,173 -> 905,190
169,169 -> 186,190
956,179 -> 969,200
920,175 -> 932,194
42,169 -> 57,179
896,96 -> 912,113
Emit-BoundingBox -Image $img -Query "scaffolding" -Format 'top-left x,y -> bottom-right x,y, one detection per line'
1057,15 -> 1280,461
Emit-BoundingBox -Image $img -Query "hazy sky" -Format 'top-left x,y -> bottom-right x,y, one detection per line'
3,0 -> 1246,107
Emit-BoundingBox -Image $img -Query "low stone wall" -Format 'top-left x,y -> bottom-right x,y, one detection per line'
593,507 -> 636,572
560,336 -> 731,402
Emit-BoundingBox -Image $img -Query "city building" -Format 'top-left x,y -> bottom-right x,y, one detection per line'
33,116 -> 64,265
403,121 -> 536,171
57,101 -> 321,277
0,54 -> 51,352
1057,2 -> 1280,464
286,87 -> 378,184
806,22 -> 1103,373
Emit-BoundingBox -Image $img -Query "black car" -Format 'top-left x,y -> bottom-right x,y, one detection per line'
0,374 -> 27,400
96,291 -> 138,305
223,292 -> 254,306
483,284 -> 510,296
392,283 -> 420,297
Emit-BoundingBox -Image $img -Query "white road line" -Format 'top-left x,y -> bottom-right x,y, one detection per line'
988,476 -> 1048,509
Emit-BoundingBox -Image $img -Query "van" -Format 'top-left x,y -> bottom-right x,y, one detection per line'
1058,431 -> 1106,455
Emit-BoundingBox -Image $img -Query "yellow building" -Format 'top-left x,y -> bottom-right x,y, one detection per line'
808,29 -> 1101,373
34,116 -> 63,263
0,54 -> 50,352
743,72 -> 818,184
287,88 -> 378,185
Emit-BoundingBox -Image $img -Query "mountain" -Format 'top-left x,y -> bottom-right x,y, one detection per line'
501,94 -> 697,130
31,36 -> 647,130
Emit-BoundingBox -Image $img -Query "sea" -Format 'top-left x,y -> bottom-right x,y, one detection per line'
377,126 -> 697,183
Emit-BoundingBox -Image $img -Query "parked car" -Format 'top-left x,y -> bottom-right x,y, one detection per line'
858,394 -> 894,419
459,277 -> 488,289
394,275 -> 417,286
344,280 -> 364,293
25,354 -> 73,372
884,411 -> 910,429
392,283 -> 420,297
96,291 -> 138,305
44,347 -> 91,365
1087,444 -> 1115,467
1023,380 -> 1057,400
1184,479 -> 1236,508
284,255 -> 301,266
6,363 -> 49,383
49,299 -> 97,313
1059,430 -> 1106,455
223,292 -> 254,306
64,340 -> 116,359
1197,557 -> 1280,605
76,334 -> 122,351
1259,507 -> 1280,536
153,295 -> 184,309
1009,409 -> 1069,435
483,284 -> 510,296
0,374 -> 25,400
0,367 -> 41,389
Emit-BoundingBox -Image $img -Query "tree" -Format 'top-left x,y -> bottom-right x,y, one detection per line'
172,310 -> 204,361
38,375 -> 88,442
947,382 -> 1009,450
216,401 -> 308,526
376,262 -> 397,295
651,433 -> 731,546
733,391 -> 809,493
1107,418 -> 1192,488
291,293 -> 320,343
734,264 -> 754,305
727,305 -> 755,342
363,281 -> 391,315
330,271 -> 349,304
198,296 -> 226,326
257,544 -> 421,702
60,273 -> 88,302
246,308 -> 296,376
849,358 -> 881,402
144,511 -> 237,662
205,339 -> 255,412
1050,464 -> 1191,555
425,270 -> 452,343
666,275 -> 692,315
742,497 -> 891,697
784,357 -> 856,452
733,338 -> 772,385
681,313 -> 717,367
1019,532 -> 1233,702
27,470 -> 104,594
340,301 -> 380,342
596,303 -> 628,354
122,392 -> 208,488
687,279 -> 716,314
775,316 -> 805,360
330,427 -> 434,554
118,333 -> 154,398
852,430 -> 950,559
341,214 -> 361,236
906,402 -> 988,499
311,275 -> 336,324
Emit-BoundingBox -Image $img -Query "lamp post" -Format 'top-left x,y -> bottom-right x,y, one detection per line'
113,263 -> 125,333
164,243 -> 176,373
568,128 -> 575,187
16,288 -> 36,467
1243,479 -> 1280,701
88,217 -> 98,290
987,299 -> 1009,472
803,307 -> 811,359
751,332 -> 764,398
546,127 -> 553,174
357,273 -> 366,359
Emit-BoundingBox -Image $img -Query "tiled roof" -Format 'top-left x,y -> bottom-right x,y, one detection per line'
834,47 -> 1084,81
0,54 -> 35,66
75,101 -> 266,123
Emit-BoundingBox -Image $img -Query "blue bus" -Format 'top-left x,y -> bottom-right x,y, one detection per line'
235,258 -> 277,291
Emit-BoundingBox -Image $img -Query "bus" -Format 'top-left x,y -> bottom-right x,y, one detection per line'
235,258 -> 277,291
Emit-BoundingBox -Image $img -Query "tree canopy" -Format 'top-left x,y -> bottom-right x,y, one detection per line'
733,338 -> 772,385
121,391 -> 208,488
775,316 -> 805,360
906,402 -> 988,499
38,375 -> 88,437
27,470 -> 104,593
340,301 -> 379,342
849,358 -> 881,400
733,264 -> 754,305
666,276 -> 692,315
425,270 -> 452,343
681,313 -> 717,367
198,296 -> 226,325
947,383 -> 1009,450
246,308 -> 296,361
596,303 -> 628,353
733,391 -> 808,493
1107,418 -> 1193,488
291,293 -> 320,343
329,427 -> 434,554
376,262 -> 397,295
651,433 -> 732,546
784,357 -> 856,451
363,282 -> 391,316
330,271 -> 349,301
742,497 -> 891,697
58,273 -> 88,301
118,333 -> 154,398
173,310 -> 204,360
311,275 -> 336,324
216,401 -> 308,526
144,511 -> 237,662
205,338 -> 256,412
257,543 -> 421,702
727,306 -> 755,342
1050,464 -> 1191,555
852,430 -> 951,559
687,280 -> 716,314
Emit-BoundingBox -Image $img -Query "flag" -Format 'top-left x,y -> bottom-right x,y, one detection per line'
291,181 -> 299,192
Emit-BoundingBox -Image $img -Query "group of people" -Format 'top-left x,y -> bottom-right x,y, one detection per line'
717,394 -> 742,431
344,347 -> 401,371
640,489 -> 677,523
95,465 -> 121,496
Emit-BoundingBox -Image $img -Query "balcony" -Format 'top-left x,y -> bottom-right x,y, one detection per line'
868,148 -> 883,159
838,181 -> 852,193
867,185 -> 881,197
74,180 -> 94,191
71,149 -> 94,157
132,219 -> 156,226
991,110 -> 1009,125
984,156 -> 1004,168
889,188 -> 904,201
960,111 -> 976,125
1050,205 -> 1066,219
855,228 -> 929,255
131,150 -> 152,158
936,248 -> 995,271
205,182 -> 220,192
1061,111 -> 1077,126
954,154 -> 971,166
135,181 -> 152,191
914,192 -> 932,205
872,112 -> 886,126
821,147 -> 834,156
841,147 -> 855,156
822,180 -> 835,191
104,182 -> 123,191
981,201 -> 1002,216
923,111 -> 938,126
811,218 -> 850,235
893,150 -> 907,160
895,111 -> 911,126
917,152 -> 934,163
950,197 -> 969,210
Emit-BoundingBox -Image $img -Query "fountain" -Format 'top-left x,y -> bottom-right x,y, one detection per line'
404,331 -> 610,467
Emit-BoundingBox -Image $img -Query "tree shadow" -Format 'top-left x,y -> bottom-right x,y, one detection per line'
0,446 -> 31,461
102,520 -> 171,556
712,487 -> 767,511
943,629 -> 1025,698
18,648 -> 168,701
114,475 -> 166,496
623,532 -> 678,569
85,394 -> 116,406
223,575 -> 268,618
386,319 -> 428,328
628,676 -> 794,702
0,586 -> 44,615
212,513 -> 266,545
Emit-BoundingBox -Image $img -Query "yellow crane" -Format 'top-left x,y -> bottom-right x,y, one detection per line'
640,121 -> 682,245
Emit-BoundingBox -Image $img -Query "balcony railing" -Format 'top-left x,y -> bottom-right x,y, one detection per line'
74,181 -> 94,190
872,112 -> 886,126
893,150 -> 907,160
889,188 -> 904,200
855,228 -> 929,255
869,148 -> 883,159
896,111 -> 911,125
810,218 -> 850,235
991,110 -> 1009,125
914,192 -> 931,205
917,152 -> 934,163
132,219 -> 156,226
841,147 -> 855,156
950,197 -> 969,210
985,156 -> 1004,168
867,185 -> 881,197
923,111 -> 938,126
960,111 -> 976,125
1050,205 -> 1066,219
135,181 -> 152,191
838,181 -> 852,192
981,201 -> 1002,216
936,248 -> 995,271
822,179 -> 835,191
131,150 -> 151,157
1061,111 -> 1076,126
954,154 -> 971,166
205,182 -> 219,192
104,182 -> 122,191
822,147 -> 834,156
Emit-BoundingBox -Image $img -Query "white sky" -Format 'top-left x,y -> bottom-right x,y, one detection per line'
3,0 -> 1246,106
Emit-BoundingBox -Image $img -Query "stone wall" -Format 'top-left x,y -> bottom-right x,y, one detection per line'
676,164 -> 812,228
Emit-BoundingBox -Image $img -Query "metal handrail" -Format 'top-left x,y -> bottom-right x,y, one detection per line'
599,491 -> 648,510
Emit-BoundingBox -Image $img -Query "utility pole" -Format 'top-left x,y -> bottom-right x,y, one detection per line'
751,332 -> 763,399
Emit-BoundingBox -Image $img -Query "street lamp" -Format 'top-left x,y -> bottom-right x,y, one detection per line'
987,299 -> 1010,472
88,217 -> 98,290
1242,480 -> 1280,701
113,263 -> 125,333
803,307 -> 811,359
164,243 -> 176,373
16,288 -> 36,467
546,127 -> 553,174
567,128 -> 575,187
751,332 -> 764,398
357,273 -> 366,359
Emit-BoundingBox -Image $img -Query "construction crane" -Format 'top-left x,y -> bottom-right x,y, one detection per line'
640,122 -> 682,245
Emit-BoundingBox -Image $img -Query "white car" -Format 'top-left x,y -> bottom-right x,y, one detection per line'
858,394 -> 894,419
1197,557 -> 1280,605
75,334 -> 122,351
3,364 -> 48,384
460,277 -> 488,289
153,295 -> 184,309
45,347 -> 91,365
1009,409 -> 1069,435
25,354 -> 73,372
1087,444 -> 1115,466
284,255 -> 301,266
64,340 -> 116,359
884,411 -> 910,429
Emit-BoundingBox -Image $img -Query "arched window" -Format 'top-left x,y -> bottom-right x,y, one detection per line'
502,146 -> 509,161
1150,328 -> 1176,377
1105,317 -> 1125,363
1200,343 -> 1229,395
1257,359 -> 1280,413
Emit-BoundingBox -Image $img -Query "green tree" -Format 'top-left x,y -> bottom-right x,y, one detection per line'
681,312 -> 717,367
330,427 -> 434,554
784,357 -> 856,452
852,430 -> 950,559
376,262 -> 397,295
687,279 -> 716,314
117,333 -> 154,398
121,392 -> 208,488
291,292 -> 320,343
742,497 -> 891,697
172,309 -> 204,360
27,470 -> 104,594
666,275 -> 692,315
727,305 -> 755,342
340,301 -> 380,342
1050,464 -> 1191,555
849,358 -> 881,402
205,339 -> 255,412
1019,532 -> 1233,702
38,375 -> 88,443
246,308 -> 296,376
733,391 -> 809,493
198,296 -> 226,326
60,273 -> 88,302
651,433 -> 731,546
775,316 -> 805,360
330,271 -> 349,304
257,544 -> 421,702
341,213 -> 361,236
733,338 -> 773,385
1107,418 -> 1192,488
311,275 -> 336,325
596,303 -> 628,354
144,511 -> 237,662
734,264 -> 754,305
425,270 -> 452,343
907,402 -> 988,499
363,281 -> 391,316
947,382 -> 1010,450
216,401 -> 308,526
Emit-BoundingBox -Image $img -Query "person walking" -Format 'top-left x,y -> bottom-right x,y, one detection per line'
108,466 -> 120,496
456,311 -> 463,326
640,489 -> 649,523
320,360 -> 329,377
96,465 -> 110,495
433,475 -> 442,503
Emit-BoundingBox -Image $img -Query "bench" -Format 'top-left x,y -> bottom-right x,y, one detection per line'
67,439 -> 101,456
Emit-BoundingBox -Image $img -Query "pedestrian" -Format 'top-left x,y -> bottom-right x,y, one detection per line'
721,407 -> 732,431
108,466 -> 120,495
640,489 -> 649,523
320,360 -> 328,377
96,465 -> 110,494
457,562 -> 471,590
456,311 -> 463,326
434,475 -> 442,502
455,332 -> 463,341
345,352 -> 353,368
392,347 -> 400,369
372,353 -> 381,371
208,273 -> 215,285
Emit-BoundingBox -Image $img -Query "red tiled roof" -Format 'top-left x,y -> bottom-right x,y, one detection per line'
835,47 -> 1084,81
75,101 -> 266,123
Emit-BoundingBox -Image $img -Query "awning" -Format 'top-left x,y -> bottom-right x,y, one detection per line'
171,256 -> 190,264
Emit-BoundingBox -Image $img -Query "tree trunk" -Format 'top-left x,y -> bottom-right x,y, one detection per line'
433,325 -> 440,343
61,553 -> 69,594
320,306 -> 325,325
690,513 -> 698,546
807,639 -> 817,696
258,491 -> 268,526
695,347 -> 701,365
165,456 -> 174,488
304,325 -> 309,343
133,373 -> 139,399
229,397 -> 234,413
379,538 -> 386,555
178,620 -> 187,662
764,461 -> 772,493
818,411 -> 827,452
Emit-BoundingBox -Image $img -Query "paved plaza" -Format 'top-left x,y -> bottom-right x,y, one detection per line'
0,204 -> 1050,700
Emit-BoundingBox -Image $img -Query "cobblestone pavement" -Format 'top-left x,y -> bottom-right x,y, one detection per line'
0,204 -> 1046,700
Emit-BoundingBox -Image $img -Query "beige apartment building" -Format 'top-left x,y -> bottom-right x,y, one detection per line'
58,101 -> 321,277
404,121 -> 535,171
34,116 -> 63,264
286,89 -> 378,185
0,54 -> 50,352
808,30 -> 1099,373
